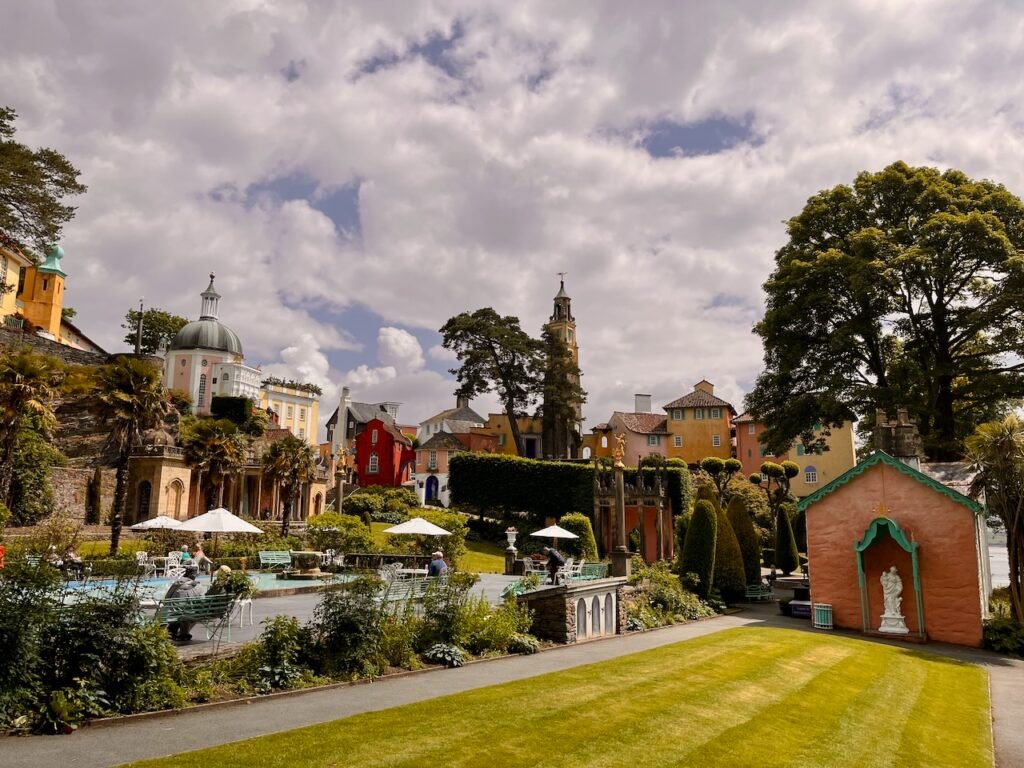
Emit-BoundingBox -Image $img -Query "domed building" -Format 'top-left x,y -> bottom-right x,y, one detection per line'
163,274 -> 262,414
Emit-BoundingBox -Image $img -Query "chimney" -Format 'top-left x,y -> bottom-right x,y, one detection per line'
634,394 -> 652,413
695,380 -> 714,395
873,408 -> 924,469
456,395 -> 469,409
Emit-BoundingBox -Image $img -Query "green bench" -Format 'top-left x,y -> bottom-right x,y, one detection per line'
151,593 -> 236,642
258,550 -> 292,570
745,583 -> 773,602
579,563 -> 609,581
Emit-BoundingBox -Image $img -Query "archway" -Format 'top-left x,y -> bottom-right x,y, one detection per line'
426,475 -> 439,502
604,594 -> 615,634
576,598 -> 588,639
313,492 -> 323,516
591,595 -> 602,636
166,479 -> 184,519
136,480 -> 152,522
582,446 -> 592,459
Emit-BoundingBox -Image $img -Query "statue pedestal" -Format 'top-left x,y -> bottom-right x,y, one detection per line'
611,549 -> 631,578
878,613 -> 909,634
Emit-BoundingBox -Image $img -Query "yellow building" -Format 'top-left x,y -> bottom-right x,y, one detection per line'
0,246 -> 32,327
473,413 -> 545,458
662,380 -> 736,464
260,381 -> 320,448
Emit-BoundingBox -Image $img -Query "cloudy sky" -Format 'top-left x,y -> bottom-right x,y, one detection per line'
4,1 -> 1024,435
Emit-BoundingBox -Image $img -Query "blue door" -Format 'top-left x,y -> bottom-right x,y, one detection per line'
426,475 -> 439,502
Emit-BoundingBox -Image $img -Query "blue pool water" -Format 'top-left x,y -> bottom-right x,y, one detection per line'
65,572 -> 349,601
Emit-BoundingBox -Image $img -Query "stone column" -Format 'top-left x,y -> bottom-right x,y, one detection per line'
611,462 -> 631,578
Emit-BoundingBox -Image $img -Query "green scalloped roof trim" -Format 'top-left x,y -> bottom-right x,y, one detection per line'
855,517 -> 918,553
797,450 -> 983,515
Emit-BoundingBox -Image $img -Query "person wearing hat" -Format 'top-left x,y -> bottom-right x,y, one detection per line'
427,550 -> 448,577
165,562 -> 202,641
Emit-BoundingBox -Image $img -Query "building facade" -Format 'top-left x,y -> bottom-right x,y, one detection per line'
414,431 -> 466,507
260,381 -> 320,447
417,397 -> 486,443
541,277 -> 584,459
475,413 -> 545,458
662,380 -> 735,464
354,417 -> 415,488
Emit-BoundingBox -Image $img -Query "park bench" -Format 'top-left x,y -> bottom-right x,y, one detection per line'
579,563 -> 609,581
25,554 -> 41,568
745,583 -> 773,602
151,593 -> 236,642
258,550 -> 292,570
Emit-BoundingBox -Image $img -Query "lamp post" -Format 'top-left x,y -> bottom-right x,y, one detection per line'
134,298 -> 144,354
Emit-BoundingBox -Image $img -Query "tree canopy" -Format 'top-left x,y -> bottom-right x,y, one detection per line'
440,308 -> 544,456
121,307 -> 188,355
747,162 -> 1024,460
0,107 -> 86,256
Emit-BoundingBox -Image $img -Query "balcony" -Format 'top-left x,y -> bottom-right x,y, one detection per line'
131,445 -> 186,459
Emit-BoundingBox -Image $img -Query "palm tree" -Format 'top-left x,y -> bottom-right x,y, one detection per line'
263,435 -> 316,537
93,356 -> 168,555
179,417 -> 246,510
967,415 -> 1024,623
0,349 -> 64,508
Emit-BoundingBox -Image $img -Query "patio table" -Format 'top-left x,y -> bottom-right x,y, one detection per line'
397,568 -> 428,578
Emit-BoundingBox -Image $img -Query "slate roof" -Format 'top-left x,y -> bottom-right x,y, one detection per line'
419,432 -> 467,452
613,411 -> 670,435
591,422 -> 611,432
663,389 -> 736,412
420,405 -> 486,426
325,402 -> 396,429
797,451 -> 983,515
732,411 -> 755,424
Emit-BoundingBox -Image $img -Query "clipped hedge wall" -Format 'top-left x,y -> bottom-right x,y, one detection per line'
558,512 -> 599,561
449,454 -> 694,527
681,500 -> 717,599
727,494 -> 761,585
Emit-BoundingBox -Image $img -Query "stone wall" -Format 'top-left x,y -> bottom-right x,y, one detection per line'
518,578 -> 628,644
0,325 -> 109,366
50,466 -> 116,524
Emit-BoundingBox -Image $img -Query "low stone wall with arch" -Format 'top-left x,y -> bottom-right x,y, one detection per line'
517,578 -> 628,643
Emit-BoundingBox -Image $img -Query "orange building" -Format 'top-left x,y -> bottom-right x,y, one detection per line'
800,451 -> 990,647
662,380 -> 736,464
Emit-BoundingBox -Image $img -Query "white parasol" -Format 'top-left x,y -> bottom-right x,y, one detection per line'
129,515 -> 183,531
383,517 -> 451,536
176,507 -> 264,534
530,524 -> 578,540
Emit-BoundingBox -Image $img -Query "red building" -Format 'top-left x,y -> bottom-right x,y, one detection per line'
354,418 -> 415,488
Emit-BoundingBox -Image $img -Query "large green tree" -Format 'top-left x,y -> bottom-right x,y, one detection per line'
92,356 -> 169,555
440,308 -> 544,457
0,349 -> 64,508
966,415 -> 1024,623
262,435 -> 317,537
748,162 -> 1024,460
179,416 -> 246,511
121,307 -> 188,355
0,107 -> 86,255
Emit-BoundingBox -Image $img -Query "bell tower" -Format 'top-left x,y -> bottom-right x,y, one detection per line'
18,243 -> 67,340
542,274 -> 583,458
548,273 -> 579,368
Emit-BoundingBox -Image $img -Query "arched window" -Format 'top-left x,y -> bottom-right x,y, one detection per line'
198,374 -> 207,407
166,479 -> 184,519
137,480 -> 152,520
582,446 -> 592,459
804,466 -> 818,484
600,435 -> 608,448
368,452 -> 379,474
314,493 -> 323,516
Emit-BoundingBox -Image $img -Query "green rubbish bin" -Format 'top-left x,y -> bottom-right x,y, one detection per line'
812,603 -> 833,630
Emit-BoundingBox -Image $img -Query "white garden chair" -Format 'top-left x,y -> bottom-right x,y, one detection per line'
136,551 -> 156,578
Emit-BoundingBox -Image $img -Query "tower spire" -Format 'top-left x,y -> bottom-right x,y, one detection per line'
199,272 -> 221,320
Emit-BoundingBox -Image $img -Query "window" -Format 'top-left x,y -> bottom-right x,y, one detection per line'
600,435 -> 607,448
647,434 -> 660,446
0,254 -> 6,288
711,407 -> 721,419
17,266 -> 26,296
760,445 -> 768,457
712,435 -> 721,447
747,449 -> 752,458
300,407 -> 306,421
368,452 -> 379,473
498,434 -> 507,446
197,374 -> 207,408
137,480 -> 151,519
748,423 -> 756,435
673,435 -> 682,448
567,330 -> 573,342
695,409 -> 704,420
804,466 -> 819,484
287,406 -> 294,419
796,444 -> 805,456
429,449 -> 437,468
298,428 -> 305,439
371,429 -> 379,444
672,409 -> 682,420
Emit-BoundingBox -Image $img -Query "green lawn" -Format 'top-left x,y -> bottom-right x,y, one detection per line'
124,627 -> 992,768
370,522 -> 505,573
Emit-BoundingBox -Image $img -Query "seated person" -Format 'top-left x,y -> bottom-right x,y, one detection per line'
192,543 -> 213,575
164,563 -> 203,641
427,550 -> 449,577
178,544 -> 193,562
542,546 -> 566,584
62,545 -> 85,579
44,545 -> 63,569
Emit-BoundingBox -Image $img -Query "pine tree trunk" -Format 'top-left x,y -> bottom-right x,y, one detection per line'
506,402 -> 526,456
281,488 -> 292,537
109,451 -> 130,556
0,429 -> 17,509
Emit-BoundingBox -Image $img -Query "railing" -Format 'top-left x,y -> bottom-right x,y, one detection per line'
131,445 -> 186,458
3,315 -> 24,330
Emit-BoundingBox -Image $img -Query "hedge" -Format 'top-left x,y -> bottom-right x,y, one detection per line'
696,484 -> 745,603
775,505 -> 800,576
727,494 -> 761,585
558,512 -> 599,561
680,499 -> 717,599
210,395 -> 252,425
449,454 -> 693,528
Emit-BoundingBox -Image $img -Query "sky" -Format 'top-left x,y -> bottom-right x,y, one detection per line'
4,1 -> 1024,438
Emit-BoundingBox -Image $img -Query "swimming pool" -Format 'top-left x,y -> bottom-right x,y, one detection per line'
65,572 -> 351,601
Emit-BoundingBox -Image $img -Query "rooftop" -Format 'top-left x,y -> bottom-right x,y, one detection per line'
613,411 -> 669,435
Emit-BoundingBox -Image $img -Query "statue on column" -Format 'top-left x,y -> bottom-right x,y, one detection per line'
878,565 -> 909,634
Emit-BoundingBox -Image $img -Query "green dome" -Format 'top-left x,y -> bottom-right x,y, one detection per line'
169,319 -> 243,356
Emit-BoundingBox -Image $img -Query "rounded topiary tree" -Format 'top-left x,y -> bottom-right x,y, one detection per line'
775,505 -> 800,576
712,503 -> 746,603
680,499 -> 717,599
727,494 -> 761,585
558,512 -> 599,561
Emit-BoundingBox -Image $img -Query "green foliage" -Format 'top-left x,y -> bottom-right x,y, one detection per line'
209,569 -> 257,599
463,597 -> 533,655
791,505 -> 807,553
0,106 -> 87,255
343,493 -> 383,525
419,572 -> 481,648
982,617 -> 1024,657
538,325 -> 587,458
307,577 -> 385,678
307,512 -> 375,554
357,485 -> 420,507
262,435 -> 317,537
711,499 -> 746,603
673,512 -> 689,569
167,388 -> 193,416
256,616 -> 307,691
726,476 -> 771,530
680,500 -> 717,599
121,307 -> 188,356
385,509 -> 469,567
439,308 -> 544,457
10,423 -> 66,526
626,559 -> 715,629
727,494 -> 761,585
210,396 -> 254,426
424,643 -> 466,668
378,601 -> 423,670
557,512 -> 598,561
748,162 -> 1024,460
0,499 -> 10,534
775,505 -> 800,575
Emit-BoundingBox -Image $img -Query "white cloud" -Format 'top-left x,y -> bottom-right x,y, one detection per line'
428,344 -> 458,362
5,1 -> 1024,431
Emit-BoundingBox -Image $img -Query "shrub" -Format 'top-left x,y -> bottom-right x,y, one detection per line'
307,577 -> 385,678
508,633 -> 539,655
341,494 -> 383,525
558,513 -> 599,561
673,512 -> 689,570
726,494 -> 761,585
419,572 -> 480,648
424,643 -> 466,668
306,513 -> 375,554
256,616 -> 307,691
775,505 -> 800,576
209,568 -> 257,599
983,617 -> 1024,657
791,505 -> 807,552
711,510 -> 746,604
680,500 -> 717,599
464,598 -> 534,655
378,602 -> 423,670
